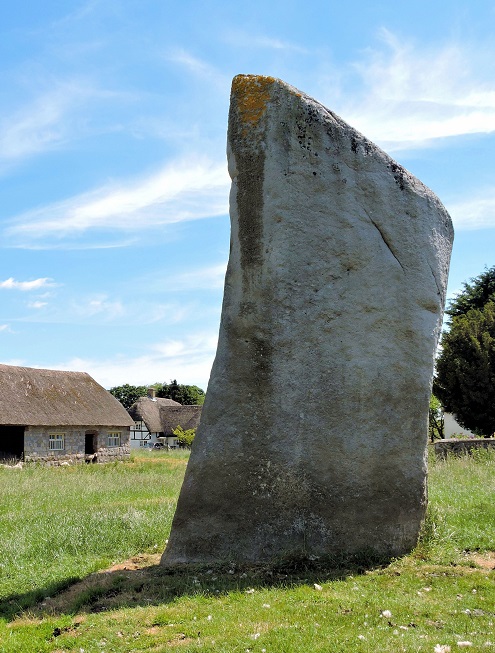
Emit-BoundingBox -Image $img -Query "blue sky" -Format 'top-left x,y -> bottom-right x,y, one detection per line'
1,0 -> 495,390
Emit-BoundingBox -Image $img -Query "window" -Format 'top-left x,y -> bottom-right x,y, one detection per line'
107,432 -> 121,447
49,433 -> 65,450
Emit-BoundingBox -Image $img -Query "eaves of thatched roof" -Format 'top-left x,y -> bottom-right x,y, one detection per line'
159,405 -> 202,436
0,364 -> 134,427
127,397 -> 181,433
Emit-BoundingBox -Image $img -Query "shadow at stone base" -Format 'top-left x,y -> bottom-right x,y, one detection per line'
0,553 -> 390,622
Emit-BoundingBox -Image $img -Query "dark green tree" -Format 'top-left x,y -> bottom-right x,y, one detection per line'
447,265 -> 495,318
434,301 -> 495,437
157,379 -> 205,405
109,384 -> 148,410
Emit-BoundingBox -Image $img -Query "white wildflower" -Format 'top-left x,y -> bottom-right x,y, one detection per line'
245,588 -> 255,594
207,615 -> 212,621
251,633 -> 260,640
358,634 -> 366,640
314,583 -> 322,591
262,603 -> 270,608
434,646 -> 451,653
381,610 -> 392,618
457,643 -> 473,648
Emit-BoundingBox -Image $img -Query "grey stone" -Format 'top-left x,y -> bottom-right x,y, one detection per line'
162,75 -> 454,566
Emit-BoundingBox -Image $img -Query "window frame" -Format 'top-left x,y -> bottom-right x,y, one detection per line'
49,433 -> 65,451
107,432 -> 121,447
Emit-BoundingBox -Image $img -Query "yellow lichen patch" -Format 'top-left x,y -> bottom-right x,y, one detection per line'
232,74 -> 276,130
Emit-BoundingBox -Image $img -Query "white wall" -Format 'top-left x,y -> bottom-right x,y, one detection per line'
443,413 -> 476,439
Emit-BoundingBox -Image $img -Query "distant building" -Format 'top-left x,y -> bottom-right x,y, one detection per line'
0,364 -> 133,464
443,412 -> 477,439
128,389 -> 202,449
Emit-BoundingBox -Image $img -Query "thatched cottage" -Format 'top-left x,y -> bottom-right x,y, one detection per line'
128,391 -> 202,449
0,364 -> 133,464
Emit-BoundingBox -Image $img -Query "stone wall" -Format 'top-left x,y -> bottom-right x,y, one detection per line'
24,425 -> 130,464
434,438 -> 495,460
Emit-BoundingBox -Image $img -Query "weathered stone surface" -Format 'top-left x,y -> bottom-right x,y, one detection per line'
162,75 -> 454,566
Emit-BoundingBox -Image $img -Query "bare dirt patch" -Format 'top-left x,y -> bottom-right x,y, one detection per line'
100,553 -> 161,573
463,551 -> 495,570
34,553 -> 162,615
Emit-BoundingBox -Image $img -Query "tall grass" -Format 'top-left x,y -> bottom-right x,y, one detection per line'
421,447 -> 495,561
0,447 -> 494,653
0,451 -> 187,602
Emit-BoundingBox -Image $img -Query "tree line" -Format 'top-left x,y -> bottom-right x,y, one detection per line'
109,380 -> 205,410
433,265 -> 495,438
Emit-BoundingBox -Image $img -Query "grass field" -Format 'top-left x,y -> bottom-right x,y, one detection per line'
0,448 -> 494,652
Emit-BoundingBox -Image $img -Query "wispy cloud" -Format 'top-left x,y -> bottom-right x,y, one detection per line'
0,75 -> 138,174
0,277 -> 54,291
0,81 -> 99,170
223,31 -> 307,54
0,324 -> 12,333
166,49 -> 230,89
330,30 -> 495,151
27,301 -> 48,309
5,157 -> 230,248
147,263 -> 227,293
73,295 -> 125,319
54,333 -> 218,389
448,189 -> 495,230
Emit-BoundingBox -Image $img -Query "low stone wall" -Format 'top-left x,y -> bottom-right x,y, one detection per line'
24,425 -> 130,464
434,438 -> 495,460
97,444 -> 130,463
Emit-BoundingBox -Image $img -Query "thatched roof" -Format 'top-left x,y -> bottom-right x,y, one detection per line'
0,364 -> 134,427
128,397 -> 202,435
159,404 -> 202,436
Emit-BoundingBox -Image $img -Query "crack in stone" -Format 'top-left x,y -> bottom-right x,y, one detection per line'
364,210 -> 405,273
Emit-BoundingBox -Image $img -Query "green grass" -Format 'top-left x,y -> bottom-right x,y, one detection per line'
1,447 -> 494,652
0,450 -> 188,606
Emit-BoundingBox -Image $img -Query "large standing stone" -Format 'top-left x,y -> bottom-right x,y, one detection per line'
162,75 -> 453,566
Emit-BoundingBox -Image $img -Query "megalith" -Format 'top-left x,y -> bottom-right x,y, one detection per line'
162,75 -> 454,566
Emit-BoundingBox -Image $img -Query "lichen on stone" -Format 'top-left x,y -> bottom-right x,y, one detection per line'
231,74 -> 276,131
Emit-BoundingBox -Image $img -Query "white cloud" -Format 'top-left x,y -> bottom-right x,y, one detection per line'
223,31 -> 307,54
0,81 -> 99,169
28,301 -> 48,309
448,189 -> 495,230
5,156 -> 230,248
0,277 -> 54,291
162,262 -> 227,291
329,30 -> 495,151
0,324 -> 12,333
0,90 -> 68,165
79,296 -> 125,318
166,49 -> 230,89
55,333 -> 218,390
